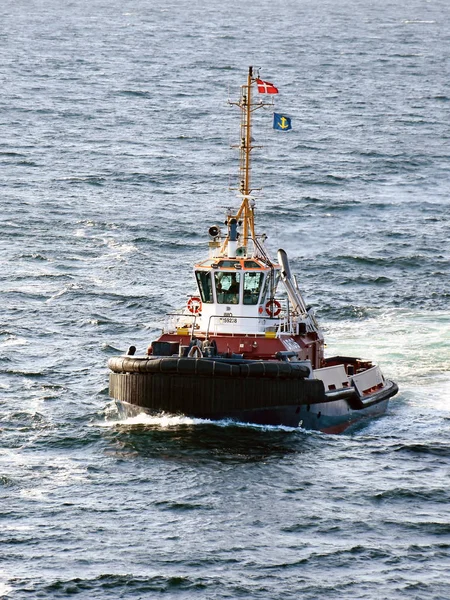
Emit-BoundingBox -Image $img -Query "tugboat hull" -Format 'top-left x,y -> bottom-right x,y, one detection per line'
109,355 -> 324,426
298,381 -> 398,433
108,356 -> 397,432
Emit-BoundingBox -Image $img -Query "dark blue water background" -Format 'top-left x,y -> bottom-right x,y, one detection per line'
1,0 -> 450,598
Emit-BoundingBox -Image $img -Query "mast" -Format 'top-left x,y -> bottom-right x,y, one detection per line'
221,66 -> 262,257
240,66 -> 253,197
237,66 -> 255,248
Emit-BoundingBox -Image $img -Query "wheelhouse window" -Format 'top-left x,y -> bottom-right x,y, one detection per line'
214,271 -> 240,304
260,272 -> 270,304
217,260 -> 238,268
244,260 -> 261,268
195,271 -> 213,303
243,272 -> 264,305
261,271 -> 280,303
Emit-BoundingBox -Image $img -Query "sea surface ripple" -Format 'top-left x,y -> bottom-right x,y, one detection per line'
1,0 -> 449,598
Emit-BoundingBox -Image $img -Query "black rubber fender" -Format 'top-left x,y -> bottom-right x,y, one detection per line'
108,356 -> 310,379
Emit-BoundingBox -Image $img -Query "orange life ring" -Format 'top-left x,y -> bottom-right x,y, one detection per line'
187,296 -> 202,315
265,299 -> 281,317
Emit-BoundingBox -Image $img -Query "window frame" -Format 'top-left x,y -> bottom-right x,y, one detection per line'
195,270 -> 214,303
214,271 -> 241,305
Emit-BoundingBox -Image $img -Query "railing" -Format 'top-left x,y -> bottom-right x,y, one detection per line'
164,312 -> 198,338
164,310 -> 317,339
164,311 -> 290,337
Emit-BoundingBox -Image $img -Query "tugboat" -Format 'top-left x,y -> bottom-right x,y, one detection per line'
108,67 -> 398,434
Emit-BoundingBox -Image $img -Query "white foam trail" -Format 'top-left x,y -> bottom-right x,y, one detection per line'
324,308 -> 450,385
99,413 -> 211,428
96,410 -> 299,432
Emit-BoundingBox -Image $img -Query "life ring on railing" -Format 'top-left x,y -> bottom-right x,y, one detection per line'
265,299 -> 282,317
187,296 -> 202,314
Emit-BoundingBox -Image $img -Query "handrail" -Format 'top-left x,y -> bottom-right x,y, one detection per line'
205,314 -> 282,338
164,311 -> 305,338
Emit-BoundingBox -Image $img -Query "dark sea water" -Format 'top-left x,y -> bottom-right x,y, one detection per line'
1,0 -> 450,598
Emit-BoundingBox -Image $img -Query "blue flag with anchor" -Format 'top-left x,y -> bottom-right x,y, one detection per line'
273,112 -> 292,131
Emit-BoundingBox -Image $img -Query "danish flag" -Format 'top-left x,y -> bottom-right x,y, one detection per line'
255,79 -> 279,94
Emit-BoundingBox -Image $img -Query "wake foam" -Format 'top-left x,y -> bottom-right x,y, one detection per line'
97,405 -> 299,432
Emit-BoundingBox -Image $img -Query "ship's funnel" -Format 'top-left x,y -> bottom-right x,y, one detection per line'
277,249 -> 308,316
228,219 -> 238,241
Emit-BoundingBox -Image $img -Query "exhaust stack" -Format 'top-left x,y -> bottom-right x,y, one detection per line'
277,249 -> 308,316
